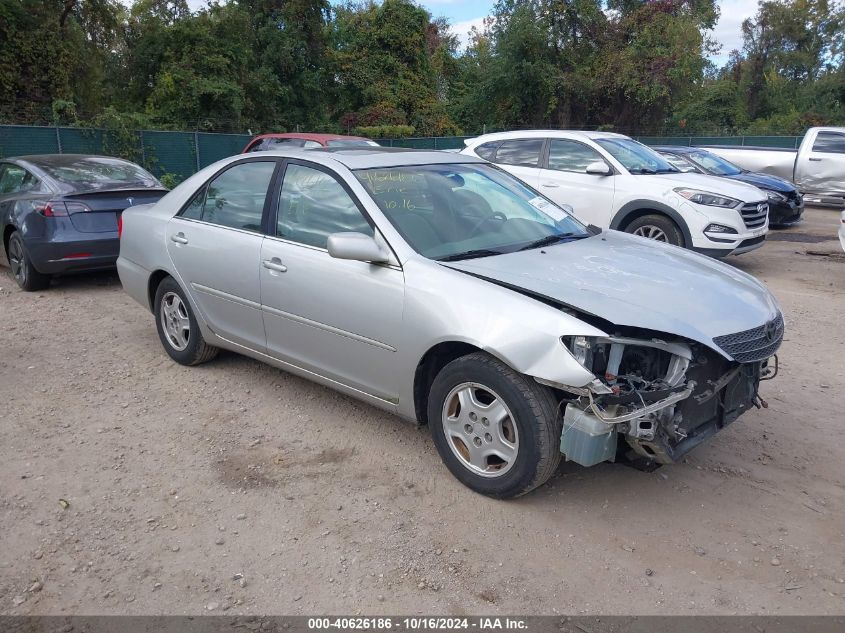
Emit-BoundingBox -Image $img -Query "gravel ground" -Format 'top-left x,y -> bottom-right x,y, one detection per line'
1,207 -> 844,616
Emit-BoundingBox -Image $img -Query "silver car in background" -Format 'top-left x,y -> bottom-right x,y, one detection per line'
705,127 -> 845,207
117,149 -> 782,498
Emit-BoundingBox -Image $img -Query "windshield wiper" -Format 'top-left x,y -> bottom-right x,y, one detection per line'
519,232 -> 587,251
630,167 -> 657,174
437,249 -> 504,262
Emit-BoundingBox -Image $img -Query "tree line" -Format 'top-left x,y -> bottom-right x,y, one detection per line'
0,0 -> 843,137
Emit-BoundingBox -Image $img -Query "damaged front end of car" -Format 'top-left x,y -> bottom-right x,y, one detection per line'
538,315 -> 783,467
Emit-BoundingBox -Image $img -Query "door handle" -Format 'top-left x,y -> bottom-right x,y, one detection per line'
540,182 -> 560,188
808,157 -> 822,162
262,258 -> 287,273
170,233 -> 188,244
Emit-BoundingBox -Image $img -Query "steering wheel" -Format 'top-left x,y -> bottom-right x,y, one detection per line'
467,211 -> 507,236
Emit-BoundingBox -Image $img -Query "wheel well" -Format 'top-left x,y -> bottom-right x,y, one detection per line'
147,270 -> 171,311
3,225 -> 15,257
617,208 -> 666,231
413,342 -> 481,425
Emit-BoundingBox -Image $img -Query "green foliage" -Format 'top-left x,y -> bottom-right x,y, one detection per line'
158,172 -> 181,189
353,125 -> 416,138
0,0 -> 843,137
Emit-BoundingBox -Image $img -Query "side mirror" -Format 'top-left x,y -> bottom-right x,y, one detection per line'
585,161 -> 612,176
327,232 -> 389,264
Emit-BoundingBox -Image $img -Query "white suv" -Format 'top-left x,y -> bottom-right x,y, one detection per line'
461,130 -> 770,256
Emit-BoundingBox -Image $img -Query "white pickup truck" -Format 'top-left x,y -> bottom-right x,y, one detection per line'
461,130 -> 770,257
704,127 -> 845,208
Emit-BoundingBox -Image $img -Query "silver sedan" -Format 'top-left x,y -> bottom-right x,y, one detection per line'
118,149 -> 782,498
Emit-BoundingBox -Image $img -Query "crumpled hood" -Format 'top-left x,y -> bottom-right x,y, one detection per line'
646,172 -> 768,202
444,230 -> 781,355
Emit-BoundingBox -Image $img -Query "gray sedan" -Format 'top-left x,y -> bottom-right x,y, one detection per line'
117,149 -> 783,498
1,155 -> 166,290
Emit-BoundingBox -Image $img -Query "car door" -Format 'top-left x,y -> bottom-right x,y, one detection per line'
795,130 -> 845,195
166,159 -> 278,352
259,160 -> 404,403
0,163 -> 40,266
489,138 -> 544,189
538,138 -> 616,227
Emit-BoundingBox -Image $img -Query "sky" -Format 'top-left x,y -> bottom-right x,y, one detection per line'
175,0 -> 759,65
422,0 -> 758,64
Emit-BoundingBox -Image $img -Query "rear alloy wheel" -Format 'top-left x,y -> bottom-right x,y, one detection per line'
428,352 -> 562,499
7,231 -> 50,291
154,276 -> 218,366
626,214 -> 684,247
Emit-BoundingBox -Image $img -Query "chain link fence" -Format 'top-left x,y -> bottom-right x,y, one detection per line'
1,125 -> 803,183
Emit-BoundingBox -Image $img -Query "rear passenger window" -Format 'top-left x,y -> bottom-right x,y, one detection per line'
494,139 -> 543,167
548,139 -> 604,172
0,164 -> 36,194
200,161 -> 276,231
475,141 -> 501,161
277,164 -> 373,249
180,187 -> 205,220
812,132 -> 845,154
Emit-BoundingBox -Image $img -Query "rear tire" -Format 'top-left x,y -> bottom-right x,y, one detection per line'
625,214 -> 685,247
8,231 -> 50,291
428,352 -> 562,499
154,276 -> 218,366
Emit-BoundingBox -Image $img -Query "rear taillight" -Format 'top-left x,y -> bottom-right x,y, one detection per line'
118,214 -> 123,239
35,201 -> 92,216
35,202 -> 68,217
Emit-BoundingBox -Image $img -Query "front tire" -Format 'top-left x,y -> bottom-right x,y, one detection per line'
428,352 -> 562,499
625,214 -> 685,247
8,231 -> 51,291
154,276 -> 218,366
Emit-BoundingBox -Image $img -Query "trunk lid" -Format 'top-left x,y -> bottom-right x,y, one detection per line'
65,189 -> 167,233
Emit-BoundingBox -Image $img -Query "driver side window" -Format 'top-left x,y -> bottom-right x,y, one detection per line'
277,164 -> 373,249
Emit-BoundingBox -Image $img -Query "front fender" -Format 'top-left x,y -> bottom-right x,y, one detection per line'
396,257 -> 606,419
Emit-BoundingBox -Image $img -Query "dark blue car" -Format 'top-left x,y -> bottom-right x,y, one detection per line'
655,146 -> 804,227
0,155 -> 168,290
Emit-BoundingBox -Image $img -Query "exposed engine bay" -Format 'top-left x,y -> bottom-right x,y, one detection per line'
543,331 -> 778,467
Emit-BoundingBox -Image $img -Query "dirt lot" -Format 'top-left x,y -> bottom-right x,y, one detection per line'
1,207 -> 844,616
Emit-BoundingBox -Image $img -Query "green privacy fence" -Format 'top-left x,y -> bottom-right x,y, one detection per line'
635,135 -> 803,148
0,125 -> 252,181
0,125 -> 803,182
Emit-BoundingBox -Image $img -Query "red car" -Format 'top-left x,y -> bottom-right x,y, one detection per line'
242,133 -> 379,153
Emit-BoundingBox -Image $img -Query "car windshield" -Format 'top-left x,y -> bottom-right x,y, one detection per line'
37,157 -> 159,190
687,150 -> 743,176
595,138 -> 678,174
355,163 -> 588,261
327,139 -> 380,147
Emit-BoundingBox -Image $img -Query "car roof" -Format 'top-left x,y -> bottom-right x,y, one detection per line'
465,130 -> 629,145
652,146 -> 699,154
9,154 -> 140,167
249,132 -> 372,143
242,147 -> 486,170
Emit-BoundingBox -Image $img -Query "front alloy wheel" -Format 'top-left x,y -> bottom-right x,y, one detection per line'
441,382 -> 519,477
625,214 -> 684,247
428,352 -> 562,499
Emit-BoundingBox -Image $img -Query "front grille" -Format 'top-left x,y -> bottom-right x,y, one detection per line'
740,202 -> 768,229
713,312 -> 784,363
